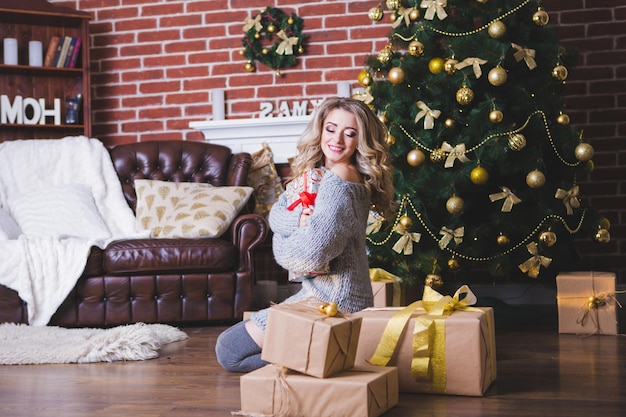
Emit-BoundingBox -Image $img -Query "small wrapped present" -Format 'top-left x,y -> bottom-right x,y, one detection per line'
556,271 -> 621,335
285,167 -> 329,281
370,268 -> 402,307
239,364 -> 398,417
354,285 -> 497,396
261,300 -> 362,378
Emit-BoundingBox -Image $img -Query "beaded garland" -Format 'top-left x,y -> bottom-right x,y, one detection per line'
241,7 -> 305,75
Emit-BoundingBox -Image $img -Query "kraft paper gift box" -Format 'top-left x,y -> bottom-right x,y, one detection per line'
261,300 -> 362,378
556,271 -> 619,335
239,364 -> 398,417
354,285 -> 497,396
370,268 -> 402,307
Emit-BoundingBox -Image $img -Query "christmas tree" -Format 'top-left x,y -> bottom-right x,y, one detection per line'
359,0 -> 610,288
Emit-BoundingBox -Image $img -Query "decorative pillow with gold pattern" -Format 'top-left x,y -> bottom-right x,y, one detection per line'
134,179 -> 253,238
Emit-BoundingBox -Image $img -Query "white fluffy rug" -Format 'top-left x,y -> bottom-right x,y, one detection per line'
0,322 -> 188,365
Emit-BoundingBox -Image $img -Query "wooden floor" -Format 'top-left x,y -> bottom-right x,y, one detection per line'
1,306 -> 625,417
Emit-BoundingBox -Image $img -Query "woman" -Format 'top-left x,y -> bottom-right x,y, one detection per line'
215,97 -> 395,372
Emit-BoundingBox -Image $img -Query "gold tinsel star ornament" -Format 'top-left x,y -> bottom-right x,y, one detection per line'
240,7 -> 306,76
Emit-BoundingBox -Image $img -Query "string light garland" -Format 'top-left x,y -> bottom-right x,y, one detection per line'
240,7 -> 305,75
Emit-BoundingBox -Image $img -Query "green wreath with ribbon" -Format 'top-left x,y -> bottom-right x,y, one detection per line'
241,7 -> 305,75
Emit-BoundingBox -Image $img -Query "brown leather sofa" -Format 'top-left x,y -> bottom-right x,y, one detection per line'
0,140 -> 268,327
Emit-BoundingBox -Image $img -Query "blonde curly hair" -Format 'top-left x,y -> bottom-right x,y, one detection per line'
290,97 -> 395,219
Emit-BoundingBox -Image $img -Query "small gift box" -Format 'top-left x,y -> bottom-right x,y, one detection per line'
285,167 -> 329,281
370,268 -> 402,307
261,300 -> 362,378
239,364 -> 398,417
354,285 -> 497,396
556,271 -> 620,335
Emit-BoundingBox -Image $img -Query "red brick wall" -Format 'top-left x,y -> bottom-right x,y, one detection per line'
50,0 -> 625,285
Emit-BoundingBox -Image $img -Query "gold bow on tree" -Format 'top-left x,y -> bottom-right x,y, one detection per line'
366,211 -> 384,235
511,43 -> 537,70
555,185 -> 580,215
276,30 -> 299,55
438,226 -> 464,249
242,14 -> 263,32
420,0 -> 448,21
392,223 -> 421,255
518,242 -> 552,278
414,101 -> 441,129
392,7 -> 414,28
489,186 -> 522,212
441,141 -> 470,168
455,57 -> 488,78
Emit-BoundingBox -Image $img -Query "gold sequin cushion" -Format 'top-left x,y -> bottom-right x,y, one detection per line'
134,179 -> 253,238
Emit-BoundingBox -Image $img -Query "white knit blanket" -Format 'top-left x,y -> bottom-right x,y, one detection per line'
0,136 -> 143,326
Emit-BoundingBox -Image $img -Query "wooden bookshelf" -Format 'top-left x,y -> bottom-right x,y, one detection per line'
0,0 -> 91,141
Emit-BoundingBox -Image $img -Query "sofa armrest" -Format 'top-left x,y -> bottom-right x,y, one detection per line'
231,213 -> 269,271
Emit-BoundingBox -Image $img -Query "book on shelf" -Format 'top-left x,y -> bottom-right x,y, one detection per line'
67,37 -> 82,68
43,35 -> 60,67
50,36 -> 64,67
55,36 -> 72,68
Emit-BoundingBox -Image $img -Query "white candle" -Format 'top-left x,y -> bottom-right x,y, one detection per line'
212,89 -> 225,120
337,81 -> 352,98
3,38 -> 18,65
29,41 -> 43,66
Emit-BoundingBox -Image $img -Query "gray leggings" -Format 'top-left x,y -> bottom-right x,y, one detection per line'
215,320 -> 268,373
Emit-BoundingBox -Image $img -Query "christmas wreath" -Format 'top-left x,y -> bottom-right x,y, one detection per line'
241,7 -> 305,75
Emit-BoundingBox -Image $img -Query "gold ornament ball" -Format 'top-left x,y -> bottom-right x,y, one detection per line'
488,66 -> 508,86
388,67 -> 406,84
261,48 -> 269,55
409,8 -> 420,20
447,258 -> 460,270
386,0 -> 400,10
526,169 -> 546,188
430,148 -> 446,163
508,133 -> 527,151
557,113 -> 570,125
399,215 -> 413,230
407,149 -> 426,167
599,217 -> 611,231
377,46 -> 393,64
385,133 -> 396,145
456,86 -> 474,105
488,21 -> 507,39
476,0 -> 488,3
497,233 -> 510,246
358,69 -> 372,86
266,23 -> 277,33
575,143 -> 594,161
552,65 -> 569,81
489,109 -> 504,123
470,166 -> 489,185
378,113 -> 388,124
444,59 -> 458,75
254,32 -> 260,39
288,17 -> 294,25
533,9 -> 550,26
444,118 -> 456,129
244,61 -> 256,72
298,46 -> 304,54
539,231 -> 557,247
239,49 -> 245,56
368,6 -> 384,21
595,228 -> 611,243
424,274 -> 444,290
446,195 -> 465,214
408,40 -> 424,57
428,57 -> 445,74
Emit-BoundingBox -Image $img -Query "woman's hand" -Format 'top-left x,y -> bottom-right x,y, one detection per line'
299,207 -> 313,227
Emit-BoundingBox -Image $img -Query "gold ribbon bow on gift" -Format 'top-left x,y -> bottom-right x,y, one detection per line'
518,242 -> 552,278
555,185 -> 580,215
454,57 -> 488,78
392,7 -> 413,28
438,226 -> 464,249
392,223 -> 421,255
276,30 -> 299,55
242,14 -> 262,32
441,141 -> 470,168
369,268 -> 403,307
414,101 -> 441,130
489,186 -> 522,212
366,211 -> 384,235
511,43 -> 537,70
420,0 -> 448,21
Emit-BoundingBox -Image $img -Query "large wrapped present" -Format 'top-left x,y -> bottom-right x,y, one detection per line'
556,271 -> 620,335
239,364 -> 398,417
354,285 -> 497,396
261,300 -> 362,378
370,268 -> 402,307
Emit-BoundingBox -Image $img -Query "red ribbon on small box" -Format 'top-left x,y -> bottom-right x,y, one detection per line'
286,168 -> 325,211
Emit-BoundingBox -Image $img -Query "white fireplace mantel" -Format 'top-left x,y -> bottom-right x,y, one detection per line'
189,116 -> 311,164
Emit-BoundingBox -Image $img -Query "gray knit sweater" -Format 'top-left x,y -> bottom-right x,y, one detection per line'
251,170 -> 374,331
